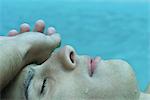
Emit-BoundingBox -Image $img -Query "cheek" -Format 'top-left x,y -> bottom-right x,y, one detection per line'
42,54 -> 62,70
53,78 -> 79,98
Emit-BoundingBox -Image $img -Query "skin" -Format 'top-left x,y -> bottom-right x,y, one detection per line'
1,20 -> 150,100
145,84 -> 150,93
0,20 -> 60,91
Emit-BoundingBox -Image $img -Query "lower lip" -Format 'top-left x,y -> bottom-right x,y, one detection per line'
88,57 -> 100,77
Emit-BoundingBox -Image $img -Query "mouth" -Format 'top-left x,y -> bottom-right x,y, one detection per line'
88,57 -> 100,77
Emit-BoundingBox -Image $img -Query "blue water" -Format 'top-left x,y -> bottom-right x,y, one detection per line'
0,0 -> 149,91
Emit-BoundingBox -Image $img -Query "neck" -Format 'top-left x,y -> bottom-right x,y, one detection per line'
139,92 -> 150,100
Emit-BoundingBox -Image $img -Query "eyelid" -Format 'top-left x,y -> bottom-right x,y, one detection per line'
40,78 -> 47,94
24,68 -> 35,100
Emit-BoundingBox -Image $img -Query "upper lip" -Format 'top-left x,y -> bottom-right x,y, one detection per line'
88,57 -> 100,77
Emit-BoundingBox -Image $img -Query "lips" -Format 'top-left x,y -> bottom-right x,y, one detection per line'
88,57 -> 100,77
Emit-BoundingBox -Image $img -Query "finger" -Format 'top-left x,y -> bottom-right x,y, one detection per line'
20,23 -> 30,33
8,30 -> 18,36
47,27 -> 56,35
46,33 -> 61,49
33,20 -> 45,33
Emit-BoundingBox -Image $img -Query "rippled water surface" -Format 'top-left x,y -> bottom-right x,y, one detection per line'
0,1 -> 149,91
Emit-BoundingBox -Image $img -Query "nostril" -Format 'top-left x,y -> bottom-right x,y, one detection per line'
70,51 -> 74,63
59,45 -> 77,70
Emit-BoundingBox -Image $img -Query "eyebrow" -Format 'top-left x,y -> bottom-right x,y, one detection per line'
24,68 -> 35,100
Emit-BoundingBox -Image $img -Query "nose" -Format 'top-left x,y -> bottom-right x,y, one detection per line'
58,45 -> 77,70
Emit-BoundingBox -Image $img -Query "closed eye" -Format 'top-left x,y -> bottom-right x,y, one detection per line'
40,78 -> 47,94
24,68 -> 35,100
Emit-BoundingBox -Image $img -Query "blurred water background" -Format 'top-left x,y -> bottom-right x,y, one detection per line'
0,0 -> 149,91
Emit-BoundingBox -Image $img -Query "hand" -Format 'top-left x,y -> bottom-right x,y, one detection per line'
0,20 -> 61,91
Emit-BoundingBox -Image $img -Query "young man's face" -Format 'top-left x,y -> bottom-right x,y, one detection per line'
4,45 -> 140,100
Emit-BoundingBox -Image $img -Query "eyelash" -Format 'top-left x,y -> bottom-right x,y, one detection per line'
40,78 -> 47,94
